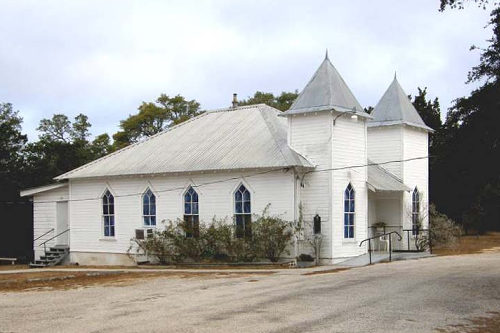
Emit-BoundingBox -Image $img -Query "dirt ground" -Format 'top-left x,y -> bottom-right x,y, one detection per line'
435,311 -> 500,333
0,264 -> 28,271
0,270 -> 272,292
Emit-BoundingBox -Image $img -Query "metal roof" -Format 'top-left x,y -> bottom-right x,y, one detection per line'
367,162 -> 410,192
56,104 -> 314,180
369,76 -> 433,132
20,183 -> 68,197
281,53 -> 369,118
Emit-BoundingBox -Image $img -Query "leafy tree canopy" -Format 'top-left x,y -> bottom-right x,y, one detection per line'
0,103 -> 27,168
432,2 -> 500,232
113,94 -> 202,149
440,0 -> 492,10
239,91 -> 299,111
22,113 -> 112,187
37,113 -> 91,143
0,103 -> 28,201
411,87 -> 442,131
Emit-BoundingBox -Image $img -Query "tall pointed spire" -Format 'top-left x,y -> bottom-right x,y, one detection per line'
369,76 -> 433,131
282,54 -> 366,116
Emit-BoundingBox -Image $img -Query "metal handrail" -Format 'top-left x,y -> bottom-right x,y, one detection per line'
34,228 -> 54,242
402,228 -> 431,253
359,231 -> 402,265
40,228 -> 70,253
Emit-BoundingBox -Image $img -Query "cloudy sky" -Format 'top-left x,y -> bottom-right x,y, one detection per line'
0,0 -> 493,141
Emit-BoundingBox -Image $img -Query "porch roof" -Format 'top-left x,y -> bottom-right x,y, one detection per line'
367,162 -> 410,192
20,182 -> 68,197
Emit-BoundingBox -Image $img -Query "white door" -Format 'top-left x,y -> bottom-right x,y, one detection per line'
56,201 -> 69,246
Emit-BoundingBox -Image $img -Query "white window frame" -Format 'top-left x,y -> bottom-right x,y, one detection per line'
102,189 -> 115,238
142,188 -> 157,227
412,187 -> 420,235
344,183 -> 355,239
183,186 -> 199,238
234,183 -> 252,238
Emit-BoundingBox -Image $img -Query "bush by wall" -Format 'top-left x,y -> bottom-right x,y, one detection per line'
129,209 -> 293,264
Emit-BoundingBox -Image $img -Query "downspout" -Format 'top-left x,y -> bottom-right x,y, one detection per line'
293,167 -> 298,260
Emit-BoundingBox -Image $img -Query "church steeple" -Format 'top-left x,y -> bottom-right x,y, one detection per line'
282,54 -> 367,116
370,76 -> 433,131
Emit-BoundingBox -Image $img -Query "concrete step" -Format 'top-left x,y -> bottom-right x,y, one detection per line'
30,246 -> 69,268
49,247 -> 68,253
338,251 -> 433,267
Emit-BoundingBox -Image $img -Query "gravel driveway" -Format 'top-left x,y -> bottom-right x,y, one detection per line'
1,253 -> 499,332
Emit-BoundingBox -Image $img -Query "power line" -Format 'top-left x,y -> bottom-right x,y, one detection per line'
1,156 -> 430,205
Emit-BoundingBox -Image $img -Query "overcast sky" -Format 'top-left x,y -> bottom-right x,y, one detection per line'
0,0 -> 493,141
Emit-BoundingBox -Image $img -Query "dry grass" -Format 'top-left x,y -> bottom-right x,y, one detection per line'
433,232 -> 500,256
0,270 -> 272,293
0,264 -> 28,271
302,267 -> 351,276
56,263 -> 291,270
435,311 -> 500,333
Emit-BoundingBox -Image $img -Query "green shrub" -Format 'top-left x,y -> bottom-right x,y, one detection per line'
203,218 -> 234,260
297,254 -> 314,262
129,207 -> 294,264
253,208 -> 293,262
129,221 -> 182,264
429,204 -> 462,248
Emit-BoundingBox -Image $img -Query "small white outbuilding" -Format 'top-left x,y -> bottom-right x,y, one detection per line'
22,54 -> 432,265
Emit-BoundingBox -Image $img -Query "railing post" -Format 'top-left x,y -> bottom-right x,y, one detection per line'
428,229 -> 432,254
368,239 -> 372,265
407,230 -> 410,251
389,234 -> 392,262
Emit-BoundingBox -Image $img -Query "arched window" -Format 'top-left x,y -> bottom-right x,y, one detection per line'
184,186 -> 199,238
102,189 -> 115,237
234,184 -> 251,238
412,187 -> 420,235
344,183 -> 355,239
142,188 -> 156,226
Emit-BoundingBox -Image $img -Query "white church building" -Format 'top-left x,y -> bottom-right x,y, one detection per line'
22,54 -> 432,266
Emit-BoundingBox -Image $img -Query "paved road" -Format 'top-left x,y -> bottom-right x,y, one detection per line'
1,253 -> 499,332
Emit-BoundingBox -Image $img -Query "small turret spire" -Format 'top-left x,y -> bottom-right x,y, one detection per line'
325,49 -> 329,60
394,71 -> 397,80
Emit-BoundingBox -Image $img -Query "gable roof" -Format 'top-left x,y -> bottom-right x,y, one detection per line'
367,161 -> 410,192
55,104 -> 314,180
369,76 -> 433,132
281,53 -> 369,118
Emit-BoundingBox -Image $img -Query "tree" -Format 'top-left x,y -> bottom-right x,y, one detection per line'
433,3 -> 500,232
24,113 -> 112,187
410,87 -> 443,153
113,94 -> 202,149
37,114 -> 72,142
440,0 -> 491,10
91,133 -> 112,158
411,88 -> 442,131
239,90 -> 299,111
72,114 -> 91,142
37,113 -> 92,143
0,103 -> 28,201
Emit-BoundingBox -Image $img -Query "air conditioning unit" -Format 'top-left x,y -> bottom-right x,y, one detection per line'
135,229 -> 145,240
135,228 -> 154,240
